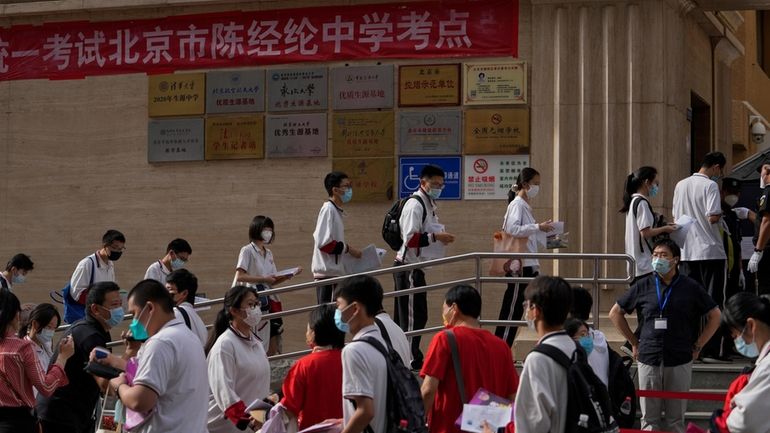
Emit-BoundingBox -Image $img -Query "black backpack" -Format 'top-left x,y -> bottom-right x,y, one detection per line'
382,195 -> 426,251
631,196 -> 668,252
357,336 -> 427,433
606,348 -> 636,428
532,333 -> 619,433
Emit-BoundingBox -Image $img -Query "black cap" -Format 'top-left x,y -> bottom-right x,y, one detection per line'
722,177 -> 741,192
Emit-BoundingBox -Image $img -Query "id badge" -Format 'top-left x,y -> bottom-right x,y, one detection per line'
654,318 -> 668,330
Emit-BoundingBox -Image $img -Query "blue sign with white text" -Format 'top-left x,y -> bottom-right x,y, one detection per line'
398,156 -> 462,200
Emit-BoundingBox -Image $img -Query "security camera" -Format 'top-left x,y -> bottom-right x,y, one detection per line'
751,116 -> 767,144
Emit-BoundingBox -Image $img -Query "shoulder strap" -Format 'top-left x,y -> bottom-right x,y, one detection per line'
412,195 -> 427,224
532,343 -> 572,370
0,276 -> 7,289
631,197 -> 653,253
176,306 -> 192,329
373,317 -> 393,350
445,329 -> 467,404
88,254 -> 96,286
357,336 -> 389,359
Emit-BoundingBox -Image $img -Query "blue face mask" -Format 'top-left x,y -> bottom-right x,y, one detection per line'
341,188 -> 353,203
649,184 -> 659,198
652,257 -> 671,275
579,335 -> 594,355
128,306 -> 150,342
428,187 -> 443,200
334,304 -> 353,333
106,306 -> 125,328
12,272 -> 26,285
735,328 -> 760,358
171,258 -> 186,270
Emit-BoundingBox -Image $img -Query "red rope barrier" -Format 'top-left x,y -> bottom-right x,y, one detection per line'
636,389 -> 726,401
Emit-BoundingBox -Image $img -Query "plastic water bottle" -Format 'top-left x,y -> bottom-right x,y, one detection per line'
620,397 -> 632,416
577,414 -> 589,428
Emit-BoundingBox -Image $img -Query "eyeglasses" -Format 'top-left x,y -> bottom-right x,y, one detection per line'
429,182 -> 445,189
108,245 -> 126,252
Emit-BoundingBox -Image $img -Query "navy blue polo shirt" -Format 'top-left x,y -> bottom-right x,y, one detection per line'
617,272 -> 716,367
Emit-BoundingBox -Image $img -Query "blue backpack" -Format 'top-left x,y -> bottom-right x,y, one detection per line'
62,255 -> 95,324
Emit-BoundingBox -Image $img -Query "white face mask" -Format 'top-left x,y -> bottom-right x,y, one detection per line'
527,184 -> 540,199
242,307 -> 263,328
724,195 -> 739,207
261,230 -> 273,244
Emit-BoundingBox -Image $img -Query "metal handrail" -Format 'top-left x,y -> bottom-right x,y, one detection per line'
67,251 -> 635,356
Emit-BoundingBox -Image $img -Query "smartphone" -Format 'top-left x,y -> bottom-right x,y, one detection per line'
94,347 -> 110,359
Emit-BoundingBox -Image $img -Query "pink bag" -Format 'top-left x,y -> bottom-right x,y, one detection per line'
489,231 -> 529,277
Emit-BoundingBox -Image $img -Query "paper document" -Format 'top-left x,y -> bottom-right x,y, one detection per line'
669,215 -> 694,247
245,397 -> 273,412
551,221 -> 565,236
343,244 -> 384,274
275,267 -> 300,277
460,404 -> 512,433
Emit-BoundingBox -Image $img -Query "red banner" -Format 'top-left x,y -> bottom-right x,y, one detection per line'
0,0 -> 518,82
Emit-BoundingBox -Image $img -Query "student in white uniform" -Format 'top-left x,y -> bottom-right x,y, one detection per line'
723,292 -> 770,433
144,238 -> 192,284
0,253 -> 34,292
312,172 -> 362,304
108,279 -> 208,433
234,215 -> 301,355
495,167 -> 554,348
335,276 -> 388,433
204,285 -> 270,433
166,269 -> 208,346
514,276 -> 575,433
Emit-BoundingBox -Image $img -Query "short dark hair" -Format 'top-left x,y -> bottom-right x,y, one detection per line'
702,152 -> 726,168
102,229 -> 126,246
0,290 -> 21,341
6,254 -> 33,272
309,304 -> 346,349
86,281 -> 121,311
166,238 -> 192,255
166,269 -> 198,304
564,317 -> 588,338
420,164 -> 445,179
18,303 -> 60,338
248,215 -> 275,243
653,238 -> 680,258
570,287 -> 592,321
444,285 -> 482,318
524,275 -> 573,327
324,171 -> 349,196
334,275 -> 382,317
128,279 -> 174,314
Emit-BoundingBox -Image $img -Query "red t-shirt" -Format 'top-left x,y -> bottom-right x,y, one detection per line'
420,326 -> 519,433
281,349 -> 343,430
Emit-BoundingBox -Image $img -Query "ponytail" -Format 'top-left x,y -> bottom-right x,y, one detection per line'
619,166 -> 658,213
204,285 -> 257,355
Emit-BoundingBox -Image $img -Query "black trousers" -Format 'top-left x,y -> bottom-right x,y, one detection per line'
41,418 -> 94,433
495,267 -> 538,347
756,252 -> 770,296
0,407 -> 36,433
393,262 -> 427,367
680,260 -> 727,357
315,278 -> 337,304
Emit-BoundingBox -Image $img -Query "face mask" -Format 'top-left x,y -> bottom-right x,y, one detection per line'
128,305 -> 150,342
170,258 -> 186,270
108,250 -> 123,261
37,328 -> 55,346
735,328 -> 760,358
428,187 -> 443,200
527,184 -> 540,199
243,307 -> 263,328
105,306 -> 124,328
341,188 -> 353,203
652,257 -> 671,275
334,304 -> 354,333
650,184 -> 659,198
12,273 -> 26,284
579,335 -> 594,355
724,195 -> 739,207
261,230 -> 273,244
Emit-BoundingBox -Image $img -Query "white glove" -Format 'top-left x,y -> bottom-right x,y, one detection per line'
739,270 -> 746,290
734,207 -> 749,220
748,250 -> 763,273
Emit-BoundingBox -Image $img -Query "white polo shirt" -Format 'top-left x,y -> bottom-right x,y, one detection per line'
233,243 -> 276,348
144,260 -> 171,284
207,328 -> 270,433
70,253 -> 115,301
342,325 -> 388,433
625,194 -> 655,277
375,313 -> 412,367
312,201 -> 349,278
132,317 -> 209,433
503,196 -> 540,269
672,173 -> 725,261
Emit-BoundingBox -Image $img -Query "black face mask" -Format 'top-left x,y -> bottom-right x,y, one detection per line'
108,251 -> 123,261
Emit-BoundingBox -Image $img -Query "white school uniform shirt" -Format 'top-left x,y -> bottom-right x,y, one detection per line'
514,331 -> 573,433
207,328 -> 270,433
233,243 -> 277,349
174,302 -> 208,347
312,200 -> 349,278
70,253 -> 115,301
144,260 -> 171,284
727,341 -> 770,433
396,189 -> 440,264
342,324 -> 388,433
0,273 -> 11,291
588,329 -> 610,387
625,194 -> 655,277
132,318 -> 209,433
375,312 -> 412,367
672,173 -> 725,261
503,196 -> 540,270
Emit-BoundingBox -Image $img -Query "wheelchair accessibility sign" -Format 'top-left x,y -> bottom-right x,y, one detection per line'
398,156 -> 461,199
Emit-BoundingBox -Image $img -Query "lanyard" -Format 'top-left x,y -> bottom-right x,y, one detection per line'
654,275 -> 677,317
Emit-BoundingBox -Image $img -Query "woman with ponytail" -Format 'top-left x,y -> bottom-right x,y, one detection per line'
620,166 -> 677,282
206,286 -> 270,433
715,292 -> 770,433
495,167 -> 555,347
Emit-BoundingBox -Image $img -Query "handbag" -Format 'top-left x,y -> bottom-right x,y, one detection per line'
489,231 -> 529,276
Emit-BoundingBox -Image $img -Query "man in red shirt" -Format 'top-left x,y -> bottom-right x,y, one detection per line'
420,285 -> 519,433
